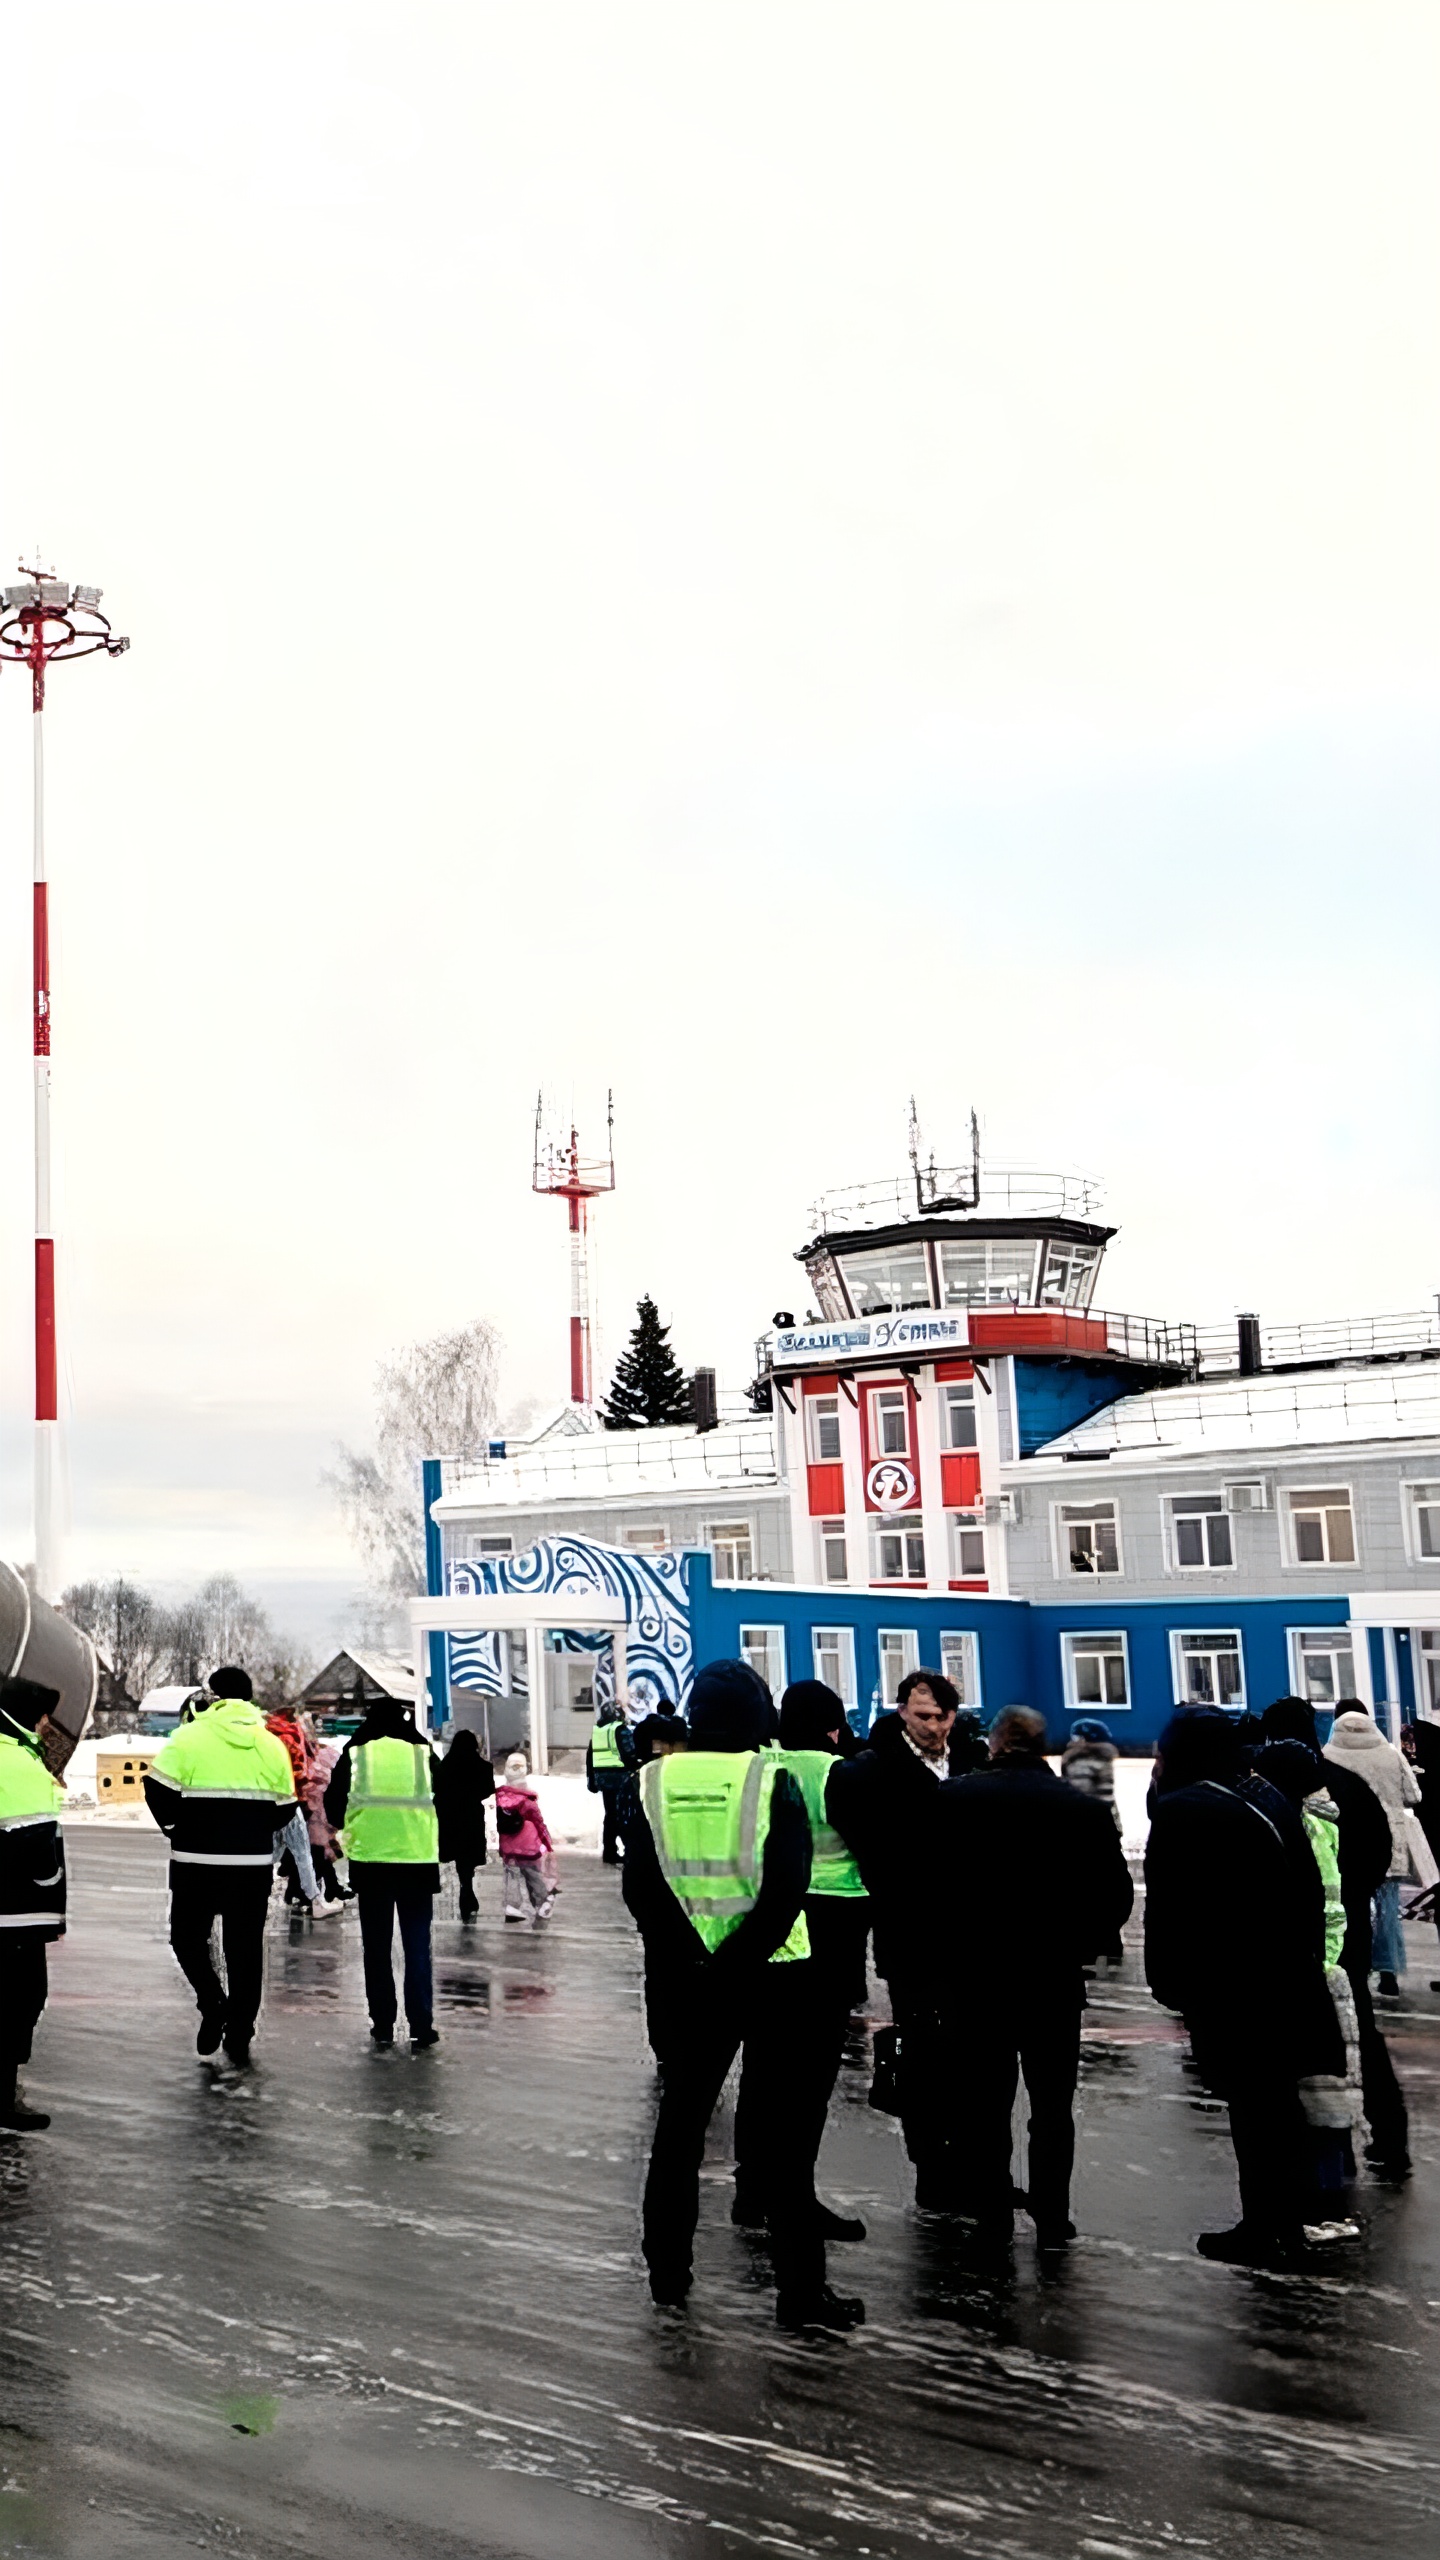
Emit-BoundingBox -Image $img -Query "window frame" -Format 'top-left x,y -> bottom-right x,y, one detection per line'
871,1521 -> 927,1584
1403,1480 -> 1440,1565
1167,1491 -> 1235,1574
817,1517 -> 848,1584
1284,1485 -> 1357,1569
1056,1498 -> 1122,1578
620,1522 -> 671,1553
805,1393 -> 842,1465
1286,1626 -> 1358,1706
705,1519 -> 755,1583
840,1243 -> 934,1315
877,1627 -> 920,1705
941,1379 -> 978,1451
938,1629 -> 983,1709
810,1625 -> 857,1709
1169,1626 -> 1246,1710
867,1384 -> 912,1461
947,1511 -> 987,1580
1417,1628 -> 1440,1715
739,1624 -> 787,1695
1060,1628 -> 1132,1712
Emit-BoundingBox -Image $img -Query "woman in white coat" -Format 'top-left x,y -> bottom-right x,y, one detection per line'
1324,1702 -> 1423,1998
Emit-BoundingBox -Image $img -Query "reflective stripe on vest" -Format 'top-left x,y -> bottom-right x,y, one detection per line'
775,1749 -> 867,1898
590,1720 -> 627,1773
343,1739 -> 438,1864
0,1735 -> 64,1824
640,1751 -> 809,1963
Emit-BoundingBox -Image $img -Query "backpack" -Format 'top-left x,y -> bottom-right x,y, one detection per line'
496,1801 -> 525,1837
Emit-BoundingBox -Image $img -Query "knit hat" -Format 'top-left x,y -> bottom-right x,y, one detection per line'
687,1658 -> 777,1753
208,1664 -> 254,1701
0,1673 -> 61,1734
1070,1717 -> 1112,1743
1155,1708 -> 1241,1795
1254,1738 -> 1325,1806
777,1680 -> 846,1750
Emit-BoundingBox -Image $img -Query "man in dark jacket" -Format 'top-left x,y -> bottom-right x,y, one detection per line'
623,1659 -> 860,2331
826,1669 -> 960,2206
930,1707 -> 1134,2248
325,1700 -> 444,2048
1261,1696 -> 1407,2175
1145,1708 -> 1340,2265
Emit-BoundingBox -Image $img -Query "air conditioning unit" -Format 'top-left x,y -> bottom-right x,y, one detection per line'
985,1491 -> 1021,1526
1224,1479 -> 1270,1514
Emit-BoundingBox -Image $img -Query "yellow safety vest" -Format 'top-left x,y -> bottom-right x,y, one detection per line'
343,1737 -> 439,1865
775,1749 -> 867,1898
640,1750 -> 809,1962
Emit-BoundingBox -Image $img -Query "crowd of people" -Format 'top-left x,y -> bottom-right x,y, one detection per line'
0,1656 -> 1435,2329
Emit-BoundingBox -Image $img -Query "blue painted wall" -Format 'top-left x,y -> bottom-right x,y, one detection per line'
685,1553 -> 1354,1751
421,1457 -> 450,1722
1012,1358 -> 1132,1456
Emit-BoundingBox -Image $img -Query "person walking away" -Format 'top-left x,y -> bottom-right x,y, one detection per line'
624,1658 -> 862,2332
1400,1722 -> 1440,1989
826,1669 -> 959,2209
325,1699 -> 442,2048
1263,1697 -> 1407,2177
1253,1739 -> 1361,2239
145,1667 -> 298,2068
1061,1717 -> 1125,1966
731,1680 -> 870,2245
495,1753 -> 555,1923
1325,1700 -> 1421,2000
1145,1709 -> 1340,2267
264,1701 -> 328,1913
434,1727 -> 495,1920
932,1708 -> 1132,2251
298,1716 -> 349,1902
621,1713 -> 690,2067
587,1706 -> 636,1864
0,1676 -> 67,2130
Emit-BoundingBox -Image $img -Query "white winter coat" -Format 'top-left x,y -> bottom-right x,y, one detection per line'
1324,1710 -> 1422,1878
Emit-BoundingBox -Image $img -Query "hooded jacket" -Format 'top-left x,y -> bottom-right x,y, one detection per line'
0,1710 -> 66,1936
1145,1774 -> 1343,2076
1324,1711 -> 1421,1877
145,1699 -> 297,1872
323,1703 -> 443,1891
620,1658 -> 809,1974
494,1776 -> 552,1861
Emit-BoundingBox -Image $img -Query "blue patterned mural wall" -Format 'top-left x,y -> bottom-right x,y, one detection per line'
446,1537 -> 695,1712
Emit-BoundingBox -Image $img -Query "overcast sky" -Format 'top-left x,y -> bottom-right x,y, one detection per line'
1,3 -> 1438,1643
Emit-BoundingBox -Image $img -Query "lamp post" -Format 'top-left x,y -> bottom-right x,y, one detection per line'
0,569 -> 128,1597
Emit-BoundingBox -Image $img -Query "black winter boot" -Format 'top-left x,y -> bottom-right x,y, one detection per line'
0,2065 -> 50,2131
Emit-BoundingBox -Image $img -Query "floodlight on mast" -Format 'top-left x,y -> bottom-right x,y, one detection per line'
0,567 -> 130,1597
532,1091 -> 616,1406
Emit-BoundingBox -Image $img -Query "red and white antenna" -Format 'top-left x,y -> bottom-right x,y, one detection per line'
0,567 -> 129,1597
532,1091 -> 615,1406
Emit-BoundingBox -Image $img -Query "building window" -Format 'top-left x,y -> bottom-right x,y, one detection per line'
1060,1501 -> 1120,1575
470,1534 -> 514,1558
740,1625 -> 786,1695
806,1394 -> 842,1463
1037,1240 -> 1101,1308
811,1626 -> 857,1708
707,1521 -> 754,1582
872,1524 -> 927,1582
939,1630 -> 982,1707
817,1519 -> 848,1584
877,1629 -> 920,1704
1286,1487 -> 1356,1567
948,1513 -> 986,1578
841,1245 -> 933,1314
621,1523 -> 670,1552
1418,1630 -> 1440,1715
1169,1494 -> 1233,1571
868,1386 -> 910,1459
1408,1484 -> 1440,1561
937,1238 -> 1040,1308
942,1380 -> 977,1450
1062,1630 -> 1130,1709
1172,1629 -> 1244,1709
1289,1627 -> 1356,1705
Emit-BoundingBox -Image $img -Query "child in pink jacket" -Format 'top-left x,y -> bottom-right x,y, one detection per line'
495,1753 -> 555,1923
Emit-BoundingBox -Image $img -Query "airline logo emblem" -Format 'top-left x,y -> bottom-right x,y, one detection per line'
866,1459 -> 917,1511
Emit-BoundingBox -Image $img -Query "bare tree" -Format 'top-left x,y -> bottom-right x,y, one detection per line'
63,1572 -> 311,1709
61,1578 -> 170,1703
327,1319 -> 500,1603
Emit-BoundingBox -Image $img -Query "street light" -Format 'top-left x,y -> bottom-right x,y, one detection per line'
0,567 -> 129,1597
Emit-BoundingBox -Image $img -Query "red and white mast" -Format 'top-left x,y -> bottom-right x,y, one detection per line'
0,570 -> 128,1597
533,1092 -> 616,1407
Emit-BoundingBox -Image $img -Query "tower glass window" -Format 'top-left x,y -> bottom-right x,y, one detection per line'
1286,1488 -> 1356,1567
1170,1494 -> 1233,1570
1060,1501 -> 1120,1575
937,1239 -> 1040,1307
841,1245 -> 932,1314
1038,1241 -> 1102,1307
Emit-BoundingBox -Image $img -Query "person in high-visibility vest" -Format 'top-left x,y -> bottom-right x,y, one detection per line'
732,1679 -> 870,2246
0,1674 -> 67,2131
324,1697 -> 442,2049
145,1665 -> 298,2068
623,1658 -> 864,2333
586,1706 -> 636,1864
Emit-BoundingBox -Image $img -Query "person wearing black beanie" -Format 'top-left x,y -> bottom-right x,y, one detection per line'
623,1658 -> 863,2332
0,1673 -> 66,2130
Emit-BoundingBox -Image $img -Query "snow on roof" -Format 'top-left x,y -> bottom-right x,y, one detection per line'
1024,1359 -> 1440,1469
433,1417 -> 779,1516
301,1649 -> 417,1701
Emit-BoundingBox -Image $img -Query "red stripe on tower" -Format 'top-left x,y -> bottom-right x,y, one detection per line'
35,1239 -> 57,1422
33,881 -> 50,1054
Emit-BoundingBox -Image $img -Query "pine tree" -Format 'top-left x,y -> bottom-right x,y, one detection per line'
602,1296 -> 694,1430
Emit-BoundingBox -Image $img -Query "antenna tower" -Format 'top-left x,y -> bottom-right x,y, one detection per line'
908,1099 -> 981,1213
532,1091 -> 615,1406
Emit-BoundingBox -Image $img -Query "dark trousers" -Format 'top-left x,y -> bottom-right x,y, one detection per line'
454,1860 -> 482,1917
1190,2017 -> 1309,2240
643,1961 -> 824,2299
1346,1956 -> 1409,2162
735,1899 -> 869,2208
643,1951 -> 690,2068
600,1786 -> 624,1863
0,1934 -> 49,2066
169,1870 -> 272,2038
951,1982 -> 1083,2230
357,1886 -> 434,2033
888,1974 -> 954,2189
